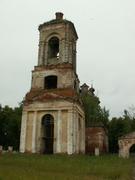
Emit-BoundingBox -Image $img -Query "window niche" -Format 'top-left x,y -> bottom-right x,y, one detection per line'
44,75 -> 57,89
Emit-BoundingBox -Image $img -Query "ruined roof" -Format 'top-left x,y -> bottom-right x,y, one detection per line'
38,12 -> 78,39
80,83 -> 89,88
119,132 -> 135,139
87,122 -> 104,127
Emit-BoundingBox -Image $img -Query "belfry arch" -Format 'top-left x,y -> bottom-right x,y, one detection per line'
48,37 -> 59,59
118,132 -> 135,158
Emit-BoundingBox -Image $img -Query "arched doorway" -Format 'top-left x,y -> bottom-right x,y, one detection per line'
130,144 -> 135,157
42,114 -> 54,154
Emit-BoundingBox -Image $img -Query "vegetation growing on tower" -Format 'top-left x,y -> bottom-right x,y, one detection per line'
80,83 -> 109,128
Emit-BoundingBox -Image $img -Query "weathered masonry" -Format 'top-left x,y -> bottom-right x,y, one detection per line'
20,12 -> 85,154
85,126 -> 108,154
119,132 -> 135,158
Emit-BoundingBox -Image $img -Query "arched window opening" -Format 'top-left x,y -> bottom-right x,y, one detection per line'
48,37 -> 59,59
42,114 -> 54,154
44,75 -> 57,89
130,144 -> 135,156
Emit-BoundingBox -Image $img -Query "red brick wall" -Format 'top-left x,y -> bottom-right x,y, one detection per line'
85,127 -> 108,154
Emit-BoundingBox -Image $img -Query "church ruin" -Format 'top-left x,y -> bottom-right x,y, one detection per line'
20,12 -> 85,154
119,132 -> 135,158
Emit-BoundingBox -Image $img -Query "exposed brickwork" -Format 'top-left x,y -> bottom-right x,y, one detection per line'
33,63 -> 74,71
25,88 -> 80,103
85,127 -> 108,154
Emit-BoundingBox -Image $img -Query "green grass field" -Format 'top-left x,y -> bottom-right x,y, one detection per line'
0,153 -> 133,180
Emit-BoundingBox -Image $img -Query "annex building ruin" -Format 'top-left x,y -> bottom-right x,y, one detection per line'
119,132 -> 135,158
20,12 -> 85,154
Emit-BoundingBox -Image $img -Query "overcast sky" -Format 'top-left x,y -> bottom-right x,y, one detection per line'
0,0 -> 135,118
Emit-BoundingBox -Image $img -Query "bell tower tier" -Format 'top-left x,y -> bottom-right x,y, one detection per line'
38,12 -> 77,72
20,13 -> 85,155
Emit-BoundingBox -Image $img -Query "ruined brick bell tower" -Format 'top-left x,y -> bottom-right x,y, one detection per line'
20,12 -> 85,154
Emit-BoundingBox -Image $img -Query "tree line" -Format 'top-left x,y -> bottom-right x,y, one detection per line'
0,104 -> 22,150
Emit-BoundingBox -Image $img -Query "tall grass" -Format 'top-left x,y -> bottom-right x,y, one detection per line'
0,153 -> 133,180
